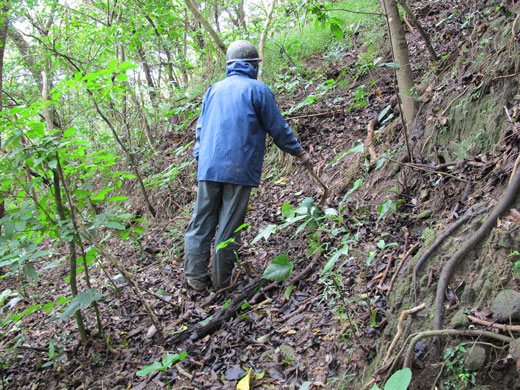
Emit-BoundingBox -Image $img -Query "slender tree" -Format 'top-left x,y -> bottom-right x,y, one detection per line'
183,0 -> 227,55
0,1 -> 8,236
382,0 -> 417,130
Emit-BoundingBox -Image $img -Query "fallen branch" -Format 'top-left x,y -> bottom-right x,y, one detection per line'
383,303 -> 426,364
403,329 -> 512,368
386,157 -> 468,182
166,278 -> 266,345
286,110 -> 344,121
434,167 -> 520,348
413,207 -> 487,300
467,315 -> 520,332
280,296 -> 320,322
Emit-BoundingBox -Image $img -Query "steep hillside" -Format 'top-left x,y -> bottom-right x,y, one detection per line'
2,1 -> 520,389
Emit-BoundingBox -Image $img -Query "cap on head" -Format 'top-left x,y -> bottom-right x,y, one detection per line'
226,40 -> 261,64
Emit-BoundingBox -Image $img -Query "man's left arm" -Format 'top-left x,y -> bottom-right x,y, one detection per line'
257,88 -> 302,155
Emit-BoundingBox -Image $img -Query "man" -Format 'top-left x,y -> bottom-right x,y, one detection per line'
184,40 -> 311,291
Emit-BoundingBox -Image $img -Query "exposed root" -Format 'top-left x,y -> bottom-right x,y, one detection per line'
383,303 -> 426,365
433,166 -> 520,349
403,329 -> 513,369
467,315 -> 520,333
413,207 -> 487,301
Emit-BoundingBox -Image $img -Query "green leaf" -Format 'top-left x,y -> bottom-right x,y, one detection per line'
199,315 -> 213,325
0,289 -> 13,306
162,352 -> 187,367
23,262 -> 38,281
48,159 -> 58,169
63,128 -> 77,137
115,73 -> 128,82
117,61 -> 139,72
106,196 -> 129,202
60,288 -> 103,320
263,254 -> 293,282
321,244 -> 349,274
251,224 -> 277,245
378,105 -> 392,123
384,368 -> 412,390
284,285 -> 295,300
281,202 -> 295,218
299,382 -> 313,390
104,221 -> 125,230
349,142 -> 365,153
136,361 -> 163,376
14,221 -> 26,232
330,23 -> 343,39
132,226 -> 144,234
108,59 -> 119,70
379,62 -> 400,69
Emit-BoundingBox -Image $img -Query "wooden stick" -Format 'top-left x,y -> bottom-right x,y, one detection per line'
385,157 -> 468,182
383,303 -> 426,364
304,164 -> 329,205
286,110 -> 344,121
467,315 -> 520,332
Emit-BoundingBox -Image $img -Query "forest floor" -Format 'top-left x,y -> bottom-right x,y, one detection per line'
2,1 -> 520,389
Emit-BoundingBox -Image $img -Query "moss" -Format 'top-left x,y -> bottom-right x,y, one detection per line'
475,280 -> 494,308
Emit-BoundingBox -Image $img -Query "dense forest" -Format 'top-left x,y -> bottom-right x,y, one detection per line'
1,0 -> 520,389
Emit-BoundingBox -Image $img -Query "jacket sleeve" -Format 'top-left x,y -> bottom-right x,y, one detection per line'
256,86 -> 301,155
193,118 -> 201,161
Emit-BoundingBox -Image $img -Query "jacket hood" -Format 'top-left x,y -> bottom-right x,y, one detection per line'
226,60 -> 258,80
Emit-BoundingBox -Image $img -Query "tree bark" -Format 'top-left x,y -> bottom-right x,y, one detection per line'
0,2 -> 9,236
258,0 -> 276,82
183,0 -> 227,55
383,0 -> 417,128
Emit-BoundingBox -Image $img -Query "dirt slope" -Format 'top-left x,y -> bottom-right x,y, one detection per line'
2,1 -> 520,389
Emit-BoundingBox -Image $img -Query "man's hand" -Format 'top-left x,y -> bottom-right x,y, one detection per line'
296,149 -> 312,169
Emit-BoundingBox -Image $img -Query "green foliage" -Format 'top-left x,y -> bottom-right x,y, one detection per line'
136,352 -> 188,390
60,289 -> 104,320
370,368 -> 412,390
263,254 -> 294,282
442,343 -> 476,390
377,198 -> 405,223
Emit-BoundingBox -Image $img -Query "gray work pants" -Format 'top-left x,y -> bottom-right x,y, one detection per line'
184,181 -> 251,288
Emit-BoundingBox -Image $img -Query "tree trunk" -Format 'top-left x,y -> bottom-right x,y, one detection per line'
183,0 -> 227,55
258,0 -> 276,82
383,0 -> 417,128
0,2 -> 9,236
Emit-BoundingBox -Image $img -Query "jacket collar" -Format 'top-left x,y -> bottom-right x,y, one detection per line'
226,61 -> 258,80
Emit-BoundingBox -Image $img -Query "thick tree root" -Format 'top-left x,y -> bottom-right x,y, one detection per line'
433,167 -> 520,347
403,329 -> 512,368
383,303 -> 426,364
413,207 -> 486,301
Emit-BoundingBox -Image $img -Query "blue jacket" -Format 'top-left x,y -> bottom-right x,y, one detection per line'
194,61 -> 301,187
